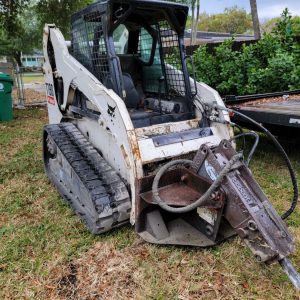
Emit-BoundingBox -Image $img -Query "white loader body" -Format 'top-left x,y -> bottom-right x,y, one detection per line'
43,25 -> 232,223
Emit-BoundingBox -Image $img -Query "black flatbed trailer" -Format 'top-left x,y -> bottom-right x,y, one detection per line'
225,90 -> 300,137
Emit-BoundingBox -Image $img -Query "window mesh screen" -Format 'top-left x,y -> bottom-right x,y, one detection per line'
71,9 -> 194,98
158,20 -> 186,96
71,11 -> 110,83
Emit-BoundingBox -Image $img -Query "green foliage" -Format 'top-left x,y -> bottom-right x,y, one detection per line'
192,9 -> 300,95
0,3 -> 42,64
186,6 -> 253,34
0,0 -> 93,64
289,65 -> 300,90
35,0 -> 93,38
247,50 -> 296,93
0,0 -> 29,32
197,6 -> 253,34
0,0 -> 32,63
261,17 -> 280,34
193,46 -> 218,87
293,16 -> 300,37
272,8 -> 294,49
214,40 -> 244,95
262,15 -> 300,36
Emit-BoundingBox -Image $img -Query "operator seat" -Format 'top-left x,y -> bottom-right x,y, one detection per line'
122,73 -> 140,108
103,73 -> 140,109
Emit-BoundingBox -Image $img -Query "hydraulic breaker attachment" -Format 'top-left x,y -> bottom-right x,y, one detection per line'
136,140 -> 300,289
192,140 -> 295,264
193,140 -> 300,289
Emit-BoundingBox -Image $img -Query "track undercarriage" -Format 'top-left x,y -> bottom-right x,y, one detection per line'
43,123 -> 131,233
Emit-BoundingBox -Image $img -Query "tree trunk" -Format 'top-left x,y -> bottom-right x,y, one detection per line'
250,0 -> 261,39
190,0 -> 200,45
193,0 -> 200,43
13,51 -> 22,67
190,0 -> 195,45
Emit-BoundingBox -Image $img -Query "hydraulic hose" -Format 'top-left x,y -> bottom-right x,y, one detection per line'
229,131 -> 259,166
215,104 -> 298,220
230,122 -> 246,150
152,153 -> 242,214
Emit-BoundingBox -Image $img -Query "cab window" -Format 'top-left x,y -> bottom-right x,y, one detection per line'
113,24 -> 129,54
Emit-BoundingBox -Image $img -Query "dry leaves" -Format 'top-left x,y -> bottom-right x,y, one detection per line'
12,88 -> 46,104
239,94 -> 300,107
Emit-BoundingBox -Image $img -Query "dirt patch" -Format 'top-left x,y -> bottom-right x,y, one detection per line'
24,88 -> 46,103
57,264 -> 78,299
12,88 -> 46,104
49,241 -> 142,299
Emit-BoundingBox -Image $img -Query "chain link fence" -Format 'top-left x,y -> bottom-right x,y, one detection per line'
1,63 -> 46,107
14,67 -> 46,107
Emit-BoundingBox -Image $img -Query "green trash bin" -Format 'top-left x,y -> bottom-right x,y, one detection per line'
0,72 -> 14,121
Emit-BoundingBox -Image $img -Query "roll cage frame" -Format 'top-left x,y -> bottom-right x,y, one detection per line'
71,0 -> 196,103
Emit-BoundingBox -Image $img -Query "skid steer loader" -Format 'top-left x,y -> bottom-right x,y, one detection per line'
42,0 -> 300,289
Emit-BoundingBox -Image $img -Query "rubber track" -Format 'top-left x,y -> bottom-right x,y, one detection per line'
44,123 -> 131,234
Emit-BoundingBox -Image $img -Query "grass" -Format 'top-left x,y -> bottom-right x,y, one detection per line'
0,108 -> 300,299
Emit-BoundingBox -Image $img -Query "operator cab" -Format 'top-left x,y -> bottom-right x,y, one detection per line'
70,0 -> 197,128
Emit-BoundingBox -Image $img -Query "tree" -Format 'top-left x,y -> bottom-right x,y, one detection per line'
0,0 -> 93,65
0,0 -> 31,65
197,7 -> 252,34
0,0 -> 29,31
35,0 -> 93,38
261,17 -> 280,34
262,14 -> 300,36
250,0 -> 261,39
272,8 -> 295,50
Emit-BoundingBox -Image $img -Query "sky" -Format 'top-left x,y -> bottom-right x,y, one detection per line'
200,0 -> 300,20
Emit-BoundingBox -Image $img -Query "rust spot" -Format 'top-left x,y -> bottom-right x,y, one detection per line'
132,142 -> 141,161
128,130 -> 141,161
165,125 -> 171,133
139,168 -> 224,209
120,144 -> 130,168
187,118 -> 199,127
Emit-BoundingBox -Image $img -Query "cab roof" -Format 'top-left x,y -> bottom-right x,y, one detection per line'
71,0 -> 189,29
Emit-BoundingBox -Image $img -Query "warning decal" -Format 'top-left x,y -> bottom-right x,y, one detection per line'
46,83 -> 55,105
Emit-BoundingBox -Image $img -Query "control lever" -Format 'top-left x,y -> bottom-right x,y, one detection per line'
158,76 -> 165,114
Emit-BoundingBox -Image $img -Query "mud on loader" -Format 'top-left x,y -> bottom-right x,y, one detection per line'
42,0 -> 300,289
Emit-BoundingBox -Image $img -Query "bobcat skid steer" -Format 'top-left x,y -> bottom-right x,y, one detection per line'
42,0 -> 300,288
